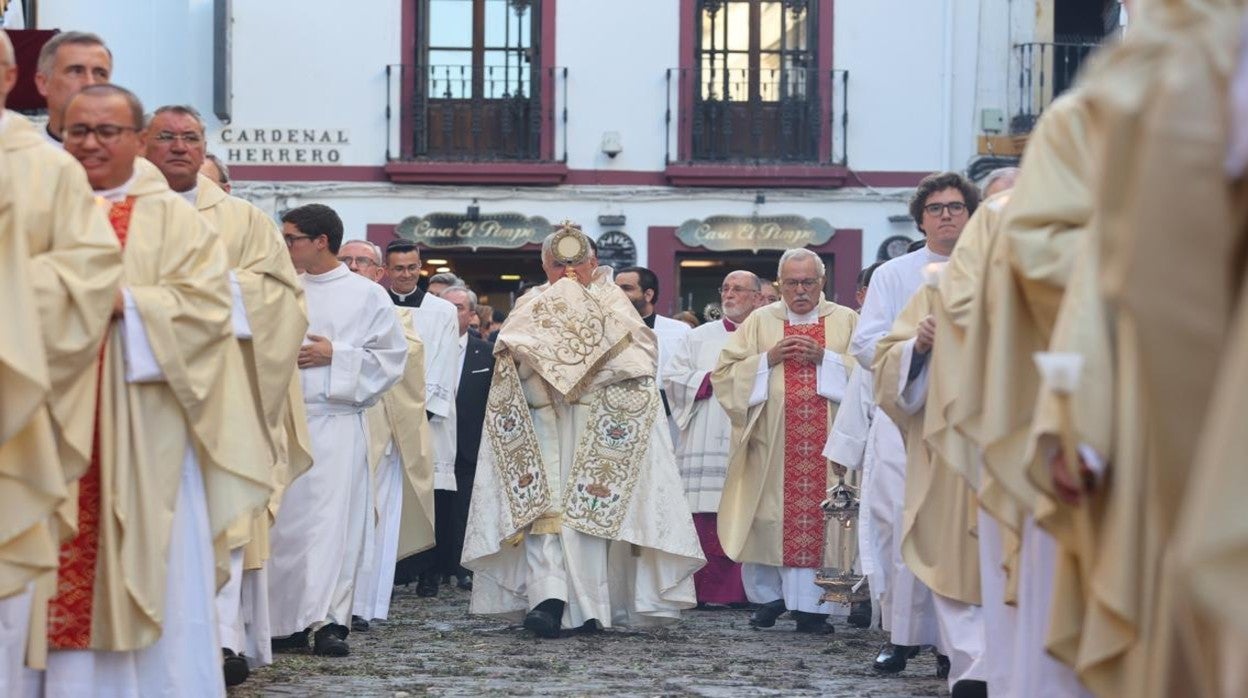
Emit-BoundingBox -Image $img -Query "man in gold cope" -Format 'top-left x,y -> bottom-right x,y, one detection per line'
713,248 -> 858,634
463,225 -> 703,638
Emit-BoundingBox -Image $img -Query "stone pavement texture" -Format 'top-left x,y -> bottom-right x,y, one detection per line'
232,584 -> 949,697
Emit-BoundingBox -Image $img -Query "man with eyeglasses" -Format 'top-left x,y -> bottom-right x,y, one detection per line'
144,103 -> 310,687
713,249 -> 858,635
0,32 -> 123,689
848,171 -> 979,678
662,270 -> 762,608
26,83 -> 268,698
382,239 -> 460,598
333,239 -> 435,635
33,31 -> 112,147
757,278 -> 780,307
267,204 -> 406,659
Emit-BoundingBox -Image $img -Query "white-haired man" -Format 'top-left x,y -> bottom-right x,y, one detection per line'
663,270 -> 761,607
713,249 -> 858,634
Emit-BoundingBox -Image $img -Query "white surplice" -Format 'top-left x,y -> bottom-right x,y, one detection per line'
268,264 -> 406,637
0,585 -> 33,695
662,319 -> 733,513
653,314 -> 692,447
352,445 -> 404,621
409,294 -> 459,492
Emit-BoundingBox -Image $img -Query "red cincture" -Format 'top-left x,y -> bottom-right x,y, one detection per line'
780,319 -> 828,569
47,197 -> 135,649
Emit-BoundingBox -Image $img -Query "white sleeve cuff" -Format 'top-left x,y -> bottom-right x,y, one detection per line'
1079,443 -> 1108,480
327,341 -> 363,402
228,271 -> 253,339
121,289 -> 165,383
748,354 -> 770,407
816,350 -> 849,403
896,338 -> 929,415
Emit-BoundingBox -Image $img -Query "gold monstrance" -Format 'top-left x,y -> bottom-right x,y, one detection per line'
550,220 -> 590,279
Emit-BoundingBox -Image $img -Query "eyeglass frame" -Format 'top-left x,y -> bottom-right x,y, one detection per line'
922,201 -> 968,217
719,284 -> 759,295
150,130 -> 205,145
63,123 -> 140,144
337,255 -> 379,267
283,234 -> 316,247
779,278 -> 823,291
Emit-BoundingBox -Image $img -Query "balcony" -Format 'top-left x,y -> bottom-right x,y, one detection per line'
384,63 -> 568,185
665,67 -> 849,187
1011,41 -> 1099,134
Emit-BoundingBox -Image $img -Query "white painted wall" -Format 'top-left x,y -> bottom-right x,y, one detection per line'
34,0 -> 1029,267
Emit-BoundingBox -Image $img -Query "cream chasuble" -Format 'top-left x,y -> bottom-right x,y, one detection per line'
45,158 -> 269,653
872,284 -> 980,606
463,268 -> 703,627
712,299 -> 856,568
0,112 -> 122,603
194,175 -> 309,561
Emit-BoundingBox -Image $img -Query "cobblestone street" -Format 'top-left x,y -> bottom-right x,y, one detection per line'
233,584 -> 949,697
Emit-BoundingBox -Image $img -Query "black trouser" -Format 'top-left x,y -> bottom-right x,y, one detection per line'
393,469 -> 475,583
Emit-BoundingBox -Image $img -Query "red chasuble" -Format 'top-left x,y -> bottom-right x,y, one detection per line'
47,197 -> 135,650
780,319 -> 828,568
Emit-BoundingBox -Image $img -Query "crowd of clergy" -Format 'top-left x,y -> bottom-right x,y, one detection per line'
2,0 -> 1247,694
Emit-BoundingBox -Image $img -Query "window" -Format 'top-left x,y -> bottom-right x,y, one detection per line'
414,0 -> 546,160
693,0 -> 820,162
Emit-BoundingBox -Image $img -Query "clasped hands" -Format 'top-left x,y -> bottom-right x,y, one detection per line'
767,335 -> 824,367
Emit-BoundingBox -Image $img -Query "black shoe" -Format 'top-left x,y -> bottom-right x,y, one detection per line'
847,601 -> 872,628
457,573 -> 473,591
351,615 -> 370,632
416,572 -> 439,598
792,611 -> 834,634
951,679 -> 987,698
935,652 -> 951,679
270,629 -> 309,653
522,598 -> 565,639
222,648 -> 249,687
873,643 -> 919,673
748,599 -> 787,628
313,624 -> 350,657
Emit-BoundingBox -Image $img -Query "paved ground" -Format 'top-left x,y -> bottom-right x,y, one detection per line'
231,584 -> 949,697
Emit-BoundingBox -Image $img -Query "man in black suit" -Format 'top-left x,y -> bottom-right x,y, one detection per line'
439,286 -> 495,590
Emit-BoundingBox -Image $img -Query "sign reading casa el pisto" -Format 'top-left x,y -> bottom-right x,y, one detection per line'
396,212 -> 552,251
676,215 -> 836,252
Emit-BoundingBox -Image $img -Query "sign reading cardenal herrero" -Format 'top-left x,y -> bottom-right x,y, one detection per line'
676,215 -> 837,252
396,212 -> 553,251
218,128 -> 350,165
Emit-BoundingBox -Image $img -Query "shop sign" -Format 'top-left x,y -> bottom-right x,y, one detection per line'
218,127 -> 349,165
395,212 -> 552,251
676,215 -> 836,252
595,230 -> 637,270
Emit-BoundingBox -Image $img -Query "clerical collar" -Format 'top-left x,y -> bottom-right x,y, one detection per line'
178,186 -> 198,205
391,287 -> 423,304
94,168 -> 140,203
785,306 -> 820,325
642,313 -> 656,329
722,318 -> 739,332
303,262 -> 350,283
43,123 -> 64,148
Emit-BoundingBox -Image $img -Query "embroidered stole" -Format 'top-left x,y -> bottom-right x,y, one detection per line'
781,319 -> 828,568
47,197 -> 135,649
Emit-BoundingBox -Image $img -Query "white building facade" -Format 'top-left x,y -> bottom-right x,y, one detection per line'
20,0 -> 1119,314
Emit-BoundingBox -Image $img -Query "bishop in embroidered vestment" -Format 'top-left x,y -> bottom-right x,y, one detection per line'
712,249 -> 857,633
462,226 -> 703,637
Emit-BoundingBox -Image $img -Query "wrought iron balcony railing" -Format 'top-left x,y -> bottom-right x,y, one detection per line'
666,67 -> 848,166
385,63 -> 567,162
1012,41 -> 1099,134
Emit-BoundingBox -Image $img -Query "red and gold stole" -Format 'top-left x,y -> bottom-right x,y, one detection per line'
780,318 -> 827,568
47,197 -> 136,649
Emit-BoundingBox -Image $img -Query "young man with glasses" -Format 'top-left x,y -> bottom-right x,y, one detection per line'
713,249 -> 859,635
847,171 -> 978,678
144,103 -> 309,687
662,270 -> 762,608
268,204 -> 407,659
